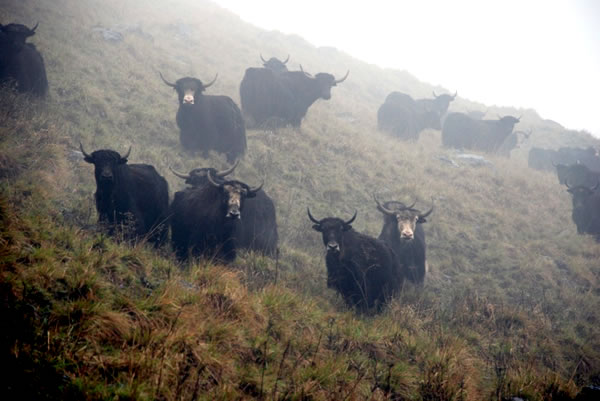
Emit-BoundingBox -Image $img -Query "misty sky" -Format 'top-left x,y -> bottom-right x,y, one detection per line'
213,0 -> 600,136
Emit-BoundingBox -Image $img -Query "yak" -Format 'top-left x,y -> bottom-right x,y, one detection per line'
239,66 -> 349,128
0,22 -> 48,97
160,73 -> 246,162
308,208 -> 403,311
442,113 -> 520,154
529,146 -> 600,172
377,91 -> 456,141
170,170 -> 262,262
374,197 -> 433,285
170,161 -> 278,256
566,181 -> 600,237
80,144 -> 169,246
555,162 -> 600,187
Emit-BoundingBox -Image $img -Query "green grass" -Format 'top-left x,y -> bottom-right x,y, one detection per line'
1,0 -> 599,399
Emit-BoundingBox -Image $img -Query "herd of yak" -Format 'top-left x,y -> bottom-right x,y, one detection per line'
2,22 -> 600,311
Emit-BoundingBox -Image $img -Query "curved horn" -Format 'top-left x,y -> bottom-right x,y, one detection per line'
405,200 -> 417,210
307,207 -> 320,224
79,142 -> 92,160
159,72 -> 176,88
248,180 -> 264,195
373,194 -> 396,216
334,70 -> 350,84
344,210 -> 357,226
202,74 -> 218,89
121,146 -> 132,160
432,90 -> 438,98
565,180 -> 572,189
517,115 -> 522,121
215,159 -> 239,178
299,64 -> 311,76
206,170 -> 223,188
282,54 -> 290,64
169,165 -> 190,180
452,91 -> 457,99
419,203 -> 434,219
260,53 -> 267,63
29,22 -> 39,34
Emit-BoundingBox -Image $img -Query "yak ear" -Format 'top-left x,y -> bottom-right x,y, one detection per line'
119,157 -> 128,165
312,224 -> 322,232
342,224 -> 353,231
417,216 -> 428,224
83,155 -> 94,164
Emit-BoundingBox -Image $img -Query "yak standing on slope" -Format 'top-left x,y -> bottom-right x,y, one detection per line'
442,113 -> 520,154
170,171 -> 263,263
170,161 -> 278,256
0,22 -> 48,97
80,144 -> 169,246
239,66 -> 349,128
161,73 -> 246,162
308,208 -> 403,312
374,197 -> 433,285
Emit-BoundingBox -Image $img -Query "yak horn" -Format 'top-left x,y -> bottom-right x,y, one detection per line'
169,165 -> 190,180
216,159 -> 239,178
159,72 -> 176,88
282,54 -> 290,64
334,70 -> 350,84
29,22 -> 39,34
79,142 -> 92,160
248,180 -> 264,194
344,210 -> 357,225
307,207 -> 320,224
206,170 -> 223,188
121,146 -> 132,160
260,53 -> 267,63
373,194 -> 396,216
203,74 -> 218,89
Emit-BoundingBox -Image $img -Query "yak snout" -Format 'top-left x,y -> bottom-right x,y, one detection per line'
327,241 -> 340,253
400,229 -> 414,240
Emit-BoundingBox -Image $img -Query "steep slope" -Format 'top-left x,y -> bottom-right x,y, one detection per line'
1,0 -> 599,399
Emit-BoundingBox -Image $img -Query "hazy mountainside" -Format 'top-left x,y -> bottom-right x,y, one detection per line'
1,0 -> 600,399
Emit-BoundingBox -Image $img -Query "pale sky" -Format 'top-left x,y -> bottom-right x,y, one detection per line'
213,0 -> 600,136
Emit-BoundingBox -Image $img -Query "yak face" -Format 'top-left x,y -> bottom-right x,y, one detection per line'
83,148 -> 129,187
567,183 -> 598,209
174,77 -> 205,105
375,199 -> 432,241
308,209 -> 357,255
262,56 -> 289,73
170,160 -> 239,188
314,73 -> 336,100
431,92 -> 456,116
220,182 -> 257,220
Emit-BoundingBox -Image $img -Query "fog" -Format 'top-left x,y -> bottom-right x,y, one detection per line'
214,0 -> 600,137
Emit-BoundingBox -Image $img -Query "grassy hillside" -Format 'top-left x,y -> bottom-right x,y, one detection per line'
1,0 -> 599,399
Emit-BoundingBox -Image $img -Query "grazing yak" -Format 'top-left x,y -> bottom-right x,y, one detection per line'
377,91 -> 456,141
239,66 -> 349,128
566,182 -> 600,237
80,144 -> 169,246
0,22 -> 48,97
308,208 -> 403,311
442,113 -> 520,154
170,161 -> 278,256
374,197 -> 432,285
170,171 -> 262,262
160,73 -> 246,162
260,54 -> 289,73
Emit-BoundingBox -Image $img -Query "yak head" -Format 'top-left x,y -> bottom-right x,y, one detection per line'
80,143 -> 130,187
170,160 -> 239,187
300,66 -> 349,100
497,115 -> 520,132
374,196 -> 433,241
308,208 -> 357,254
431,90 -> 457,116
261,54 -> 289,73
566,181 -> 599,209
207,171 -> 261,220
1,22 -> 37,46
160,73 -> 217,105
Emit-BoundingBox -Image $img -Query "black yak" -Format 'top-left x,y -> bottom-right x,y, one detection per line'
442,113 -> 520,154
80,144 -> 169,246
374,197 -> 433,284
170,170 -> 262,262
308,208 -> 402,311
160,73 -> 246,162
